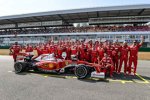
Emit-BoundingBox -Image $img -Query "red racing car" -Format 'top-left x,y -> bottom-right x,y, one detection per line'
14,53 -> 109,79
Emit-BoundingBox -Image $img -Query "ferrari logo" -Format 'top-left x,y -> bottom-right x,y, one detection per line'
49,63 -> 54,68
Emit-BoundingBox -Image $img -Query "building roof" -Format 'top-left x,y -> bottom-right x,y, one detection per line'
0,4 -> 150,25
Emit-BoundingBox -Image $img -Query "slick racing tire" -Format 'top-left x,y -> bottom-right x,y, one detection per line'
74,65 -> 89,79
14,62 -> 26,73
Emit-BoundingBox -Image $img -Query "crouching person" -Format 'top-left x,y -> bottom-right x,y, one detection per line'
99,53 -> 114,78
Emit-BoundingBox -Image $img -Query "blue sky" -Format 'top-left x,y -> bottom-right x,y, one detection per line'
0,0 -> 149,16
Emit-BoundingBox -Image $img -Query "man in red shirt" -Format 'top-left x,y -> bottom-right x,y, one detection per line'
98,45 -> 105,61
66,45 -> 71,60
78,40 -> 87,61
103,40 -> 108,49
35,43 -> 42,56
49,42 -> 56,54
118,41 -> 129,75
38,43 -> 48,54
57,45 -> 64,59
94,40 -> 99,50
87,40 -> 93,49
91,45 -> 98,63
70,42 -> 78,59
128,36 -> 144,75
112,40 -> 121,73
24,44 -> 34,55
106,41 -> 114,58
9,42 -> 22,62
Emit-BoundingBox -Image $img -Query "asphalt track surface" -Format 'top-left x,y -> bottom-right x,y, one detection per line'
0,56 -> 150,100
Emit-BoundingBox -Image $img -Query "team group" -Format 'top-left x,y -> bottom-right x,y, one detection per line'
10,36 -> 144,77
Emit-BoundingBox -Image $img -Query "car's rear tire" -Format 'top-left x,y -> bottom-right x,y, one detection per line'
14,62 -> 26,73
74,65 -> 89,79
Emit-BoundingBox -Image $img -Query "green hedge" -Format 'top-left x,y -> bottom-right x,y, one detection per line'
139,48 -> 150,52
0,46 -> 10,49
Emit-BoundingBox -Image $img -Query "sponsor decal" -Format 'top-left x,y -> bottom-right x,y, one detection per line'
44,64 -> 49,67
65,61 -> 69,65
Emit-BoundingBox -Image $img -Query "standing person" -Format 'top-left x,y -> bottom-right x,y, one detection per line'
94,40 -> 99,50
45,43 -> 50,54
98,43 -> 105,61
118,41 -> 130,75
128,36 -> 144,75
112,40 -> 121,73
78,40 -> 87,61
41,43 -> 48,54
106,41 -> 114,58
66,44 -> 71,60
24,44 -> 34,55
9,42 -> 22,62
85,40 -> 93,62
57,45 -> 64,59
49,41 -> 56,54
103,40 -> 108,49
88,40 -> 93,48
35,43 -> 42,56
91,45 -> 99,63
70,42 -> 78,59
65,41 -> 71,60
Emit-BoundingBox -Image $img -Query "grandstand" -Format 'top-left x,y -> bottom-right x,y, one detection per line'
0,4 -> 150,47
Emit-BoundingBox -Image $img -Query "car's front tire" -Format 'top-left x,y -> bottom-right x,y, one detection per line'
14,62 -> 26,73
74,65 -> 89,79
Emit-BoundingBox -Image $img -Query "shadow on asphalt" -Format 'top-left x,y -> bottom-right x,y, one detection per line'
113,73 -> 139,80
78,78 -> 109,83
14,71 -> 150,83
139,75 -> 150,81
11,70 -> 28,75
111,72 -> 150,82
14,70 -> 36,75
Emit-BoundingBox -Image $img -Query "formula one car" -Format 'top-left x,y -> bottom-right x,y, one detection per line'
14,53 -> 106,79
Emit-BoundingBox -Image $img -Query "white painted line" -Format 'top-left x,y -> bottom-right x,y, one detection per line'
8,71 -> 13,73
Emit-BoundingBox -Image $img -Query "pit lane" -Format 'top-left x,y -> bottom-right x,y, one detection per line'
0,55 -> 150,100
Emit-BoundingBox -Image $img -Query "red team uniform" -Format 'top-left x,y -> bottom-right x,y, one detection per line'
128,44 -> 142,75
86,47 -> 92,62
57,46 -> 64,59
25,45 -> 33,53
10,36 -> 144,77
41,45 -> 49,54
71,46 -> 78,57
91,47 -> 98,63
118,45 -> 129,74
10,44 -> 21,62
106,45 -> 114,58
98,47 -> 105,61
35,45 -> 42,56
49,45 -> 56,54
79,44 -> 87,61
66,46 -> 71,60
112,45 -> 121,72
101,56 -> 114,77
